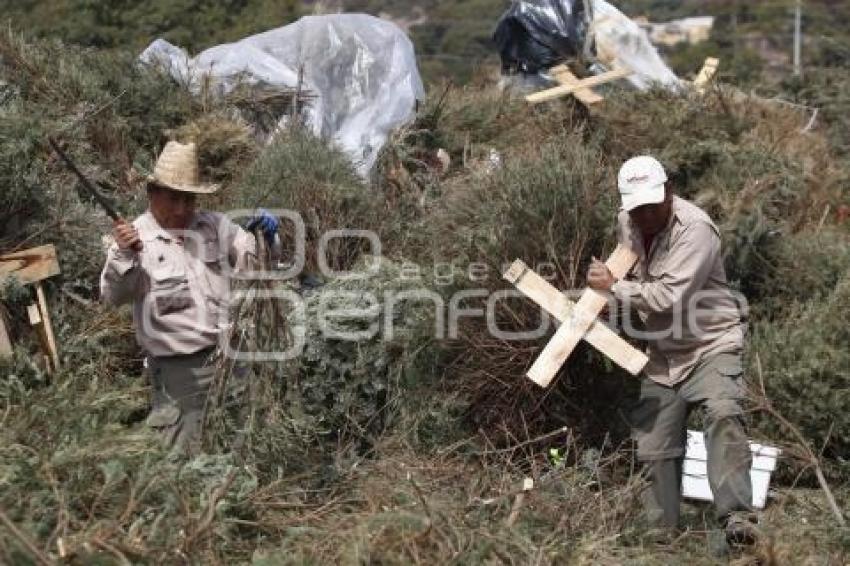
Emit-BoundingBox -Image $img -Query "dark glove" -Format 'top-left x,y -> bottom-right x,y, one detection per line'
246,208 -> 279,244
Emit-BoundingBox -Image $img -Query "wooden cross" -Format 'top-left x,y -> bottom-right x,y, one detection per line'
526,64 -> 633,105
546,65 -> 604,107
0,244 -> 61,373
503,244 -> 647,388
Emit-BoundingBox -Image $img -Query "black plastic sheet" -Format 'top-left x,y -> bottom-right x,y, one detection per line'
493,0 -> 589,74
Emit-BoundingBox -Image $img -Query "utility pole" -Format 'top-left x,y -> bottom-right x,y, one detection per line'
793,0 -> 802,77
732,0 -> 738,63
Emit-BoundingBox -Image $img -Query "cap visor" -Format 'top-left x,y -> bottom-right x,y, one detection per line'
621,183 -> 665,212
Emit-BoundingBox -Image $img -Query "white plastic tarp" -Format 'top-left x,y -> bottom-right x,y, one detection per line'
589,0 -> 682,90
140,14 -> 425,176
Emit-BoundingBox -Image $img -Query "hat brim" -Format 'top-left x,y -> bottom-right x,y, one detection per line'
621,182 -> 665,212
147,175 -> 219,194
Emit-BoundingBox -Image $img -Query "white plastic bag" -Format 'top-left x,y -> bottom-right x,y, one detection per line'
140,14 -> 425,176
589,0 -> 682,90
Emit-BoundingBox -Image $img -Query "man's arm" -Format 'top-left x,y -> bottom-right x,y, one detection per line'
100,246 -> 142,306
611,221 -> 719,314
100,219 -> 143,306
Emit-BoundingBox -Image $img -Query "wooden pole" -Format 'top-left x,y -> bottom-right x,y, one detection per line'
793,0 -> 803,77
35,283 -> 59,372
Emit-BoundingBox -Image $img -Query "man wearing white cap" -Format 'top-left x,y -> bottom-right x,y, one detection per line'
100,141 -> 279,455
587,155 -> 756,545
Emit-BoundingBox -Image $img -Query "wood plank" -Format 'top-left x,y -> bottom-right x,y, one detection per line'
549,65 -> 604,106
503,260 -> 574,320
35,282 -> 59,373
525,245 -> 639,387
27,303 -> 52,372
0,245 -> 61,285
0,260 -> 26,276
27,303 -> 42,325
693,57 -> 720,92
526,66 -> 633,105
503,260 -> 648,376
0,310 -> 12,359
509,253 -> 646,379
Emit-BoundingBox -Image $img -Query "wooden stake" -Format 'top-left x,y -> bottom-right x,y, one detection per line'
693,57 -> 720,93
0,244 -> 62,368
27,303 -> 52,372
505,478 -> 534,527
35,283 -> 59,373
0,309 -> 12,359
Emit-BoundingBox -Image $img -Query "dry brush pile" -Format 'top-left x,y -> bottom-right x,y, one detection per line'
1,30 -> 849,563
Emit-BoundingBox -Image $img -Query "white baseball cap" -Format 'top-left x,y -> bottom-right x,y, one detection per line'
617,155 -> 667,211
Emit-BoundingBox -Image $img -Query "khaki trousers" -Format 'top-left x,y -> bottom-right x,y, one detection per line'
630,351 -> 754,527
144,347 -> 216,456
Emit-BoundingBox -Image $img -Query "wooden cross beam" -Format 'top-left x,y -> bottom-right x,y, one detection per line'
503,244 -> 647,388
0,244 -> 61,372
548,65 -> 604,107
526,65 -> 633,105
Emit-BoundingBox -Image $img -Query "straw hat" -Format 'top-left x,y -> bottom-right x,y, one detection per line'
147,141 -> 218,194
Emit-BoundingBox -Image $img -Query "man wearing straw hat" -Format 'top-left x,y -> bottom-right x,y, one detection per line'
100,141 -> 278,456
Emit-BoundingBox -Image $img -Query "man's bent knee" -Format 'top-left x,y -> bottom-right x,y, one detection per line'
704,398 -> 745,424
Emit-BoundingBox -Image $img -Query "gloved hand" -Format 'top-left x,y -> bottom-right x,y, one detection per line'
246,208 -> 279,244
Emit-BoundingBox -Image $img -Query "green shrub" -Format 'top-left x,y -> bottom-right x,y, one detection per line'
202,257 -> 443,478
431,133 -> 638,447
0,30 -> 199,294
232,130 -> 382,272
748,273 -> 850,474
287,258 -> 440,447
2,0 -> 301,53
727,228 -> 850,319
592,88 -> 752,180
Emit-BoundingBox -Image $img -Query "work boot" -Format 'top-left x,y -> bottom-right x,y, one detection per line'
723,512 -> 759,546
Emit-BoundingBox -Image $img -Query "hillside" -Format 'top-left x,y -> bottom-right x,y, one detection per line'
6,0 -> 850,85
1,4 -> 849,565
1,0 -> 302,52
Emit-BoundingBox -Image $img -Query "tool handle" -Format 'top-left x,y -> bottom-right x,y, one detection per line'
47,136 -> 121,221
115,216 -> 144,253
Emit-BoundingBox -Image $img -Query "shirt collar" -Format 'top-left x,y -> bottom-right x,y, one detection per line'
665,195 -> 684,231
141,210 -> 206,242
